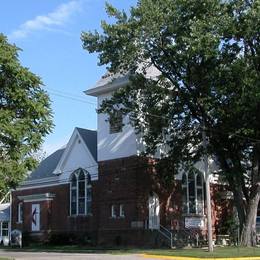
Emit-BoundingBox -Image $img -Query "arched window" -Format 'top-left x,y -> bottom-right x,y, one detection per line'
182,170 -> 204,215
70,168 -> 92,216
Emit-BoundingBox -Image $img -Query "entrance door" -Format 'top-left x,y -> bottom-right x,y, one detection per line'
31,204 -> 40,231
148,193 -> 160,229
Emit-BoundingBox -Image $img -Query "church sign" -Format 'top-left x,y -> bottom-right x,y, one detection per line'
185,217 -> 204,229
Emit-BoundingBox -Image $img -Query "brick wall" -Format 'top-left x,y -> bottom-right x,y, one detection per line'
97,156 -> 153,231
12,180 -> 99,242
11,155 -> 232,246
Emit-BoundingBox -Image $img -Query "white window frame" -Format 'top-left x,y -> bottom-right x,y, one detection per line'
182,171 -> 204,215
111,204 -> 116,218
70,168 -> 92,216
17,202 -> 23,223
86,179 -> 92,215
70,175 -> 77,215
1,222 -> 9,237
119,204 -> 125,218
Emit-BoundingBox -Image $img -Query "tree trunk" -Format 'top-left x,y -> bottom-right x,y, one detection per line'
240,190 -> 260,246
241,142 -> 260,246
232,187 -> 246,231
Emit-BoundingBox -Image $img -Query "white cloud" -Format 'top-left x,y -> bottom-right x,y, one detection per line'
9,1 -> 83,40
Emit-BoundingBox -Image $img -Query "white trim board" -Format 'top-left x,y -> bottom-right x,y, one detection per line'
16,182 -> 69,191
18,193 -> 55,203
21,176 -> 59,186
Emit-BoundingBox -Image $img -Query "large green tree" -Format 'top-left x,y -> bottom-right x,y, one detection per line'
82,0 -> 260,246
0,34 -> 53,197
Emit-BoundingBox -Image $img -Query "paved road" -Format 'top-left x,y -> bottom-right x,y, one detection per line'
0,250 -> 158,260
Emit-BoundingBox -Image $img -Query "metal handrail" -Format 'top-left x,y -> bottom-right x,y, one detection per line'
0,191 -> 10,204
159,225 -> 173,248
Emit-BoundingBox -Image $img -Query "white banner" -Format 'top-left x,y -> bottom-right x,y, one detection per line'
31,204 -> 40,231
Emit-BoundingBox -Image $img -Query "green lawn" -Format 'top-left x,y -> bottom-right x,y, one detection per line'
143,247 -> 260,258
1,245 -> 260,258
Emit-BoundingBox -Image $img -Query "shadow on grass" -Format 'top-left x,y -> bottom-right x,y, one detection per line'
0,245 -> 143,255
1,245 -> 260,258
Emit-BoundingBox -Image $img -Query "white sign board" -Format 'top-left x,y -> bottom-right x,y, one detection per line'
11,229 -> 22,248
31,204 -> 40,231
185,217 -> 204,229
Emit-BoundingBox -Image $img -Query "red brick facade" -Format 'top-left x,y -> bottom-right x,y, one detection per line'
11,155 -> 231,246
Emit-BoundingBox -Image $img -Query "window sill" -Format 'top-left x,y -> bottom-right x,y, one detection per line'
69,214 -> 92,218
110,216 -> 125,219
30,231 -> 42,234
182,213 -> 205,217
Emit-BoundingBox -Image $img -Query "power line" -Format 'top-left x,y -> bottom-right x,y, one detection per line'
45,87 -> 260,143
46,87 -> 95,104
48,91 -> 97,106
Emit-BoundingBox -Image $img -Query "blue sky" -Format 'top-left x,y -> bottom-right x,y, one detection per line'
0,0 -> 137,155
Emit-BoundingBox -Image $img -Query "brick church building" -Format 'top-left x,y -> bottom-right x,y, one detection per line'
11,72 -> 232,247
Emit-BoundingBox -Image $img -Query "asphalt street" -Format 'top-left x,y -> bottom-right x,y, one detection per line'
0,250 -> 159,260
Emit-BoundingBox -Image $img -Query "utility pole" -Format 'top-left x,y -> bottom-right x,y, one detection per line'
202,124 -> 213,252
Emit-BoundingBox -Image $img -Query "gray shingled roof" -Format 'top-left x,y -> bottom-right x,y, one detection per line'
0,203 -> 10,222
26,148 -> 66,181
85,65 -> 161,97
91,71 -> 129,89
76,127 -> 97,161
26,128 -> 97,182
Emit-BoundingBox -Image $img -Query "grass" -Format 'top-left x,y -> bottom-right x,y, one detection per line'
143,247 -> 260,258
1,245 -> 260,258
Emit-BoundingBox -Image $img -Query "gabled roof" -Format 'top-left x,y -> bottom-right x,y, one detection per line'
26,148 -> 65,181
25,128 -> 97,182
85,65 -> 161,97
91,71 -> 129,89
76,127 -> 97,161
0,203 -> 10,222
85,71 -> 129,97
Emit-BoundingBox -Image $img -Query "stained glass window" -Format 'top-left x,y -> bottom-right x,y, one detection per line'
182,170 -> 204,215
70,169 -> 92,216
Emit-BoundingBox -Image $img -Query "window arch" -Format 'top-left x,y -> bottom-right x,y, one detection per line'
70,168 -> 92,216
182,170 -> 204,215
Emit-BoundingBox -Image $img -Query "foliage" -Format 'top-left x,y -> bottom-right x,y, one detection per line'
82,0 -> 260,246
0,34 -> 53,196
46,232 -> 94,246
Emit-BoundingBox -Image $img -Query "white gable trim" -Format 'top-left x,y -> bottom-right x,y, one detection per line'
53,128 -> 98,180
